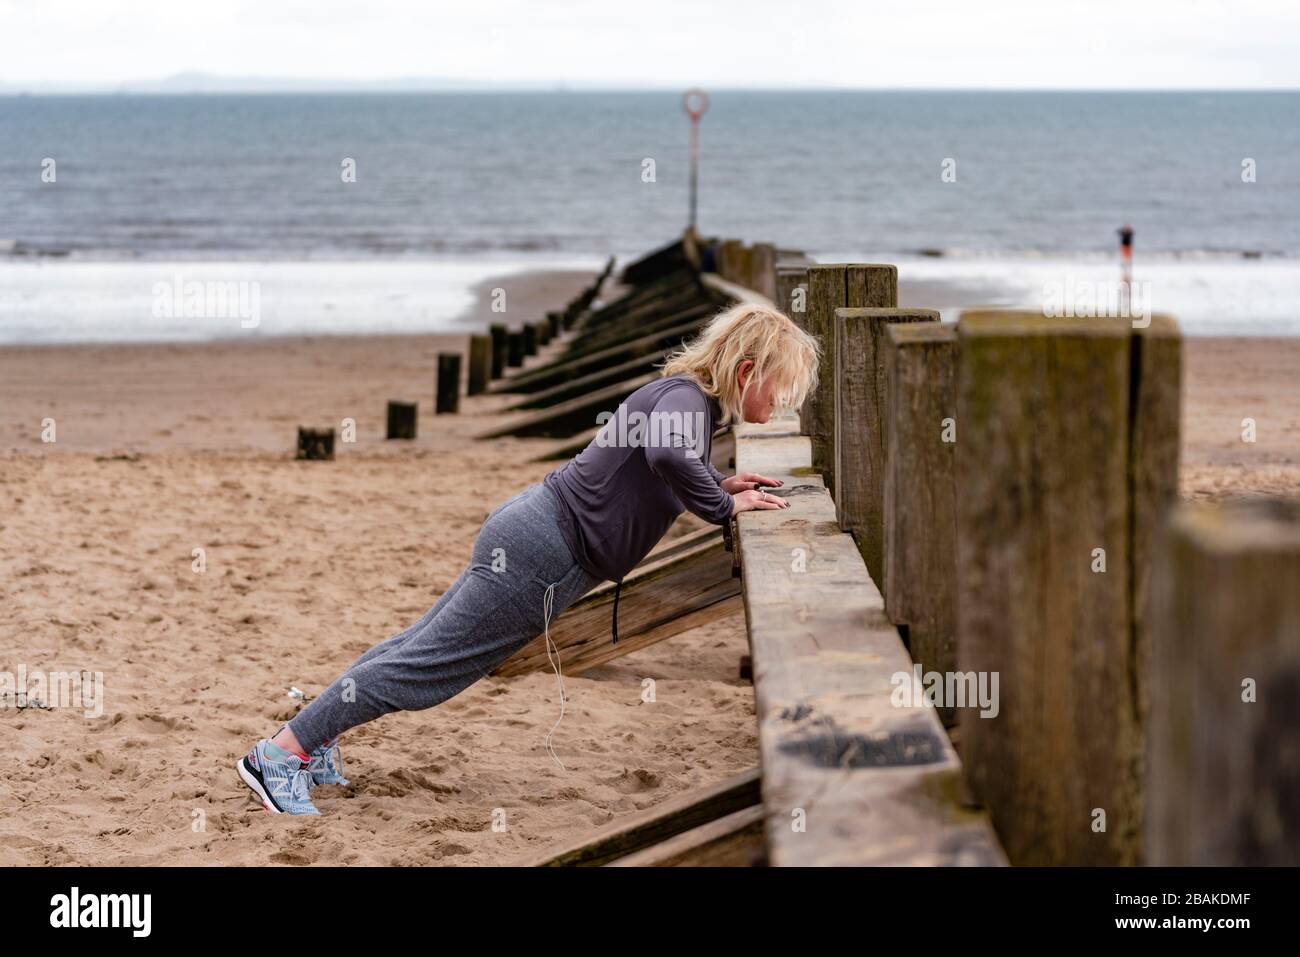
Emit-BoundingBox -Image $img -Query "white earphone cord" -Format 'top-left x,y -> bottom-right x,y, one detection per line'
541,582 -> 567,772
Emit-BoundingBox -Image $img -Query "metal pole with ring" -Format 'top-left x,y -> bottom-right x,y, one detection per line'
682,88 -> 709,231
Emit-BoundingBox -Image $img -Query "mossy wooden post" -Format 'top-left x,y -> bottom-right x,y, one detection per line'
804,264 -> 897,495
522,323 -> 538,357
534,318 -> 552,347
436,353 -> 461,414
750,242 -> 777,300
467,334 -> 493,395
489,323 -> 508,379
775,266 -> 808,332
882,323 -> 958,724
1146,499 -> 1300,866
954,309 -> 1181,866
506,330 -> 525,368
386,400 -> 417,439
834,307 -> 938,593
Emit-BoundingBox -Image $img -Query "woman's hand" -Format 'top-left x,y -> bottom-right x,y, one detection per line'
721,472 -> 783,495
731,487 -> 789,515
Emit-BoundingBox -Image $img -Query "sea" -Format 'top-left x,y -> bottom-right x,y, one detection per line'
2,90 -> 1298,342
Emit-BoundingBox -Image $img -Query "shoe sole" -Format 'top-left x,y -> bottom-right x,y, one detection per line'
237,756 -> 284,814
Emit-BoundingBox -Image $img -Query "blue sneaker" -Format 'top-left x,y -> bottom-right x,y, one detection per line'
308,738 -> 350,787
237,739 -> 320,815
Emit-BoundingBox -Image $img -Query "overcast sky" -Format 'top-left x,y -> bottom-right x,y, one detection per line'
3,0 -> 1298,91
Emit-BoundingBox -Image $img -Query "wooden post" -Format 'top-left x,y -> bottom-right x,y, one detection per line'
749,243 -> 777,301
489,323 -> 507,379
386,400 -> 418,439
436,353 -> 461,414
774,266 -> 808,331
534,318 -> 552,347
953,310 -> 1181,866
804,264 -> 897,493
732,416 -> 1007,866
522,324 -> 538,357
1146,499 -> 1300,865
506,330 -> 525,368
467,334 -> 493,396
546,310 -> 563,339
717,240 -> 743,284
882,323 -> 958,724
834,307 -> 938,593
735,245 -> 754,291
1130,314 -> 1184,736
296,427 -> 334,460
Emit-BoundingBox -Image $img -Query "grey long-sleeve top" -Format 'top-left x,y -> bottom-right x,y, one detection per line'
543,374 -> 733,584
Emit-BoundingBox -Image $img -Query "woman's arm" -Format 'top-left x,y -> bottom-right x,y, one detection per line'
643,386 -> 787,521
643,388 -> 734,525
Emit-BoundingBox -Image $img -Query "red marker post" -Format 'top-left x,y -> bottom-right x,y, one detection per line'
682,88 -> 709,231
1118,223 -> 1134,287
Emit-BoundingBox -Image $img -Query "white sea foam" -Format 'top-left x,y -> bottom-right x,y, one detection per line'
0,257 -> 604,345
817,252 -> 1300,336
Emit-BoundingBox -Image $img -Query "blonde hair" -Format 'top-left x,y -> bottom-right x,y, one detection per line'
661,301 -> 820,426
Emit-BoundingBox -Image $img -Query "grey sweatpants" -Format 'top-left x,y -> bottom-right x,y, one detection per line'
287,482 -> 603,754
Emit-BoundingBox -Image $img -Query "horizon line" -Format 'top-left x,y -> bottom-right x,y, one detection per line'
4,85 -> 1300,96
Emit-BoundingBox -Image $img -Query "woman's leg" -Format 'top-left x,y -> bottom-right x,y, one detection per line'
332,487 -> 531,674
340,565 -> 472,672
284,484 -> 599,755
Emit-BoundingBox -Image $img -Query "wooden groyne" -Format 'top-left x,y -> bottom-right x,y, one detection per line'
434,231 -> 1296,867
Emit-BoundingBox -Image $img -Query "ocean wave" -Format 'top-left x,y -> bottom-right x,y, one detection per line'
896,247 -> 1288,262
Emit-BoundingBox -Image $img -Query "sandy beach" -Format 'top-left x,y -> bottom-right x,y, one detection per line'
1,268 -> 1296,866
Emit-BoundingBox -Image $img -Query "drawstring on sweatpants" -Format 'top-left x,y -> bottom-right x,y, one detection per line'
541,582 -> 568,772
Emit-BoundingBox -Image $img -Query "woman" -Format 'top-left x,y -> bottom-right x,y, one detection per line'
237,300 -> 819,814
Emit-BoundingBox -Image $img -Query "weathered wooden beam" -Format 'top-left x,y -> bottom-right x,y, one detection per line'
563,298 -> 716,363
506,350 -> 670,412
435,353 -> 460,414
717,239 -> 745,284
577,277 -> 704,336
386,400 -> 417,439
954,309 -> 1180,866
467,334 -> 493,396
521,767 -> 762,866
734,416 -> 1005,866
478,373 -> 656,440
579,272 -> 700,334
620,235 -> 701,286
834,307 -> 939,593
1146,499 -> 1300,865
749,242 -> 777,301
296,426 -> 334,460
882,323 -> 958,725
488,319 -> 705,397
774,266 -> 808,331
803,264 -> 897,488
1130,313 -> 1183,736
506,330 -> 525,368
607,805 -> 765,867
488,323 -> 507,379
493,527 -> 741,676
